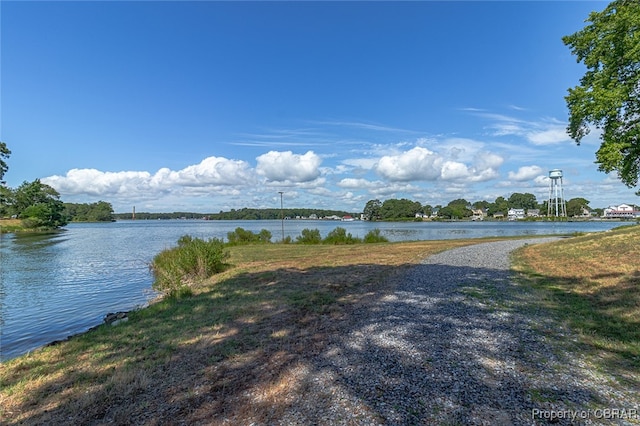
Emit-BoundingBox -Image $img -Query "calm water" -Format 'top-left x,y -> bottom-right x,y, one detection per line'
0,219 -> 632,361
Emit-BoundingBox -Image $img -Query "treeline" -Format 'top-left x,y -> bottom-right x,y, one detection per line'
363,194 -> 601,221
209,207 -> 358,220
63,201 -> 114,222
113,207 -> 358,221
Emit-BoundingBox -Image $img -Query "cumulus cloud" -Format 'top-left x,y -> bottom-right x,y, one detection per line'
256,150 -> 321,182
43,169 -> 155,196
42,156 -> 254,198
168,156 -> 254,186
508,165 -> 544,181
337,178 -> 383,189
440,161 -> 470,180
375,147 -> 443,181
373,145 -> 504,184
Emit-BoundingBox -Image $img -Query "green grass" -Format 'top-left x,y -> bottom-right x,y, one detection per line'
512,224 -> 640,379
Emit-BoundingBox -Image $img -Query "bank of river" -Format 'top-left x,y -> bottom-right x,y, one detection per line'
0,219 -> 632,361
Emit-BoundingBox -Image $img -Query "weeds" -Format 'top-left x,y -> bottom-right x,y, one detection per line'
150,235 -> 229,296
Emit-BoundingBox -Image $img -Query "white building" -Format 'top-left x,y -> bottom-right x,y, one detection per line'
603,204 -> 640,219
508,208 -> 525,220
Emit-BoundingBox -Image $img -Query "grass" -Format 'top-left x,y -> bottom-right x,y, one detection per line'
2,227 -> 638,424
512,223 -> 640,382
0,218 -> 24,233
0,238 -> 482,424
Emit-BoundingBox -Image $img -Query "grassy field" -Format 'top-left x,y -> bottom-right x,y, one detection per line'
0,218 -> 24,233
511,223 -> 640,384
1,226 -> 638,424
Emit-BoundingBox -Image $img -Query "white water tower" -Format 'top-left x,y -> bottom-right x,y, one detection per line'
547,169 -> 566,217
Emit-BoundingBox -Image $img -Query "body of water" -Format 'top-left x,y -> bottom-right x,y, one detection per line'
0,219 -> 632,361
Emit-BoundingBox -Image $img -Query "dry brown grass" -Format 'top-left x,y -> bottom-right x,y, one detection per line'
1,239 -> 493,425
512,224 -> 640,380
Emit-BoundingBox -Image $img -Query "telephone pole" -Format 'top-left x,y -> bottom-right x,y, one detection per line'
278,191 -> 284,242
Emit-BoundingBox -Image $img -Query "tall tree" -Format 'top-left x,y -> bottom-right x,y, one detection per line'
0,142 -> 10,185
508,192 -> 538,210
566,197 -> 591,217
13,179 -> 67,229
563,0 -> 640,192
363,199 -> 382,221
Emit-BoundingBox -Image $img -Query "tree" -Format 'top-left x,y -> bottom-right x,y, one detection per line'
0,141 -> 10,185
13,179 -> 67,229
563,0 -> 640,192
488,196 -> 509,217
566,197 -> 591,217
439,199 -> 472,219
363,199 -> 382,221
379,198 -> 422,220
508,193 -> 538,210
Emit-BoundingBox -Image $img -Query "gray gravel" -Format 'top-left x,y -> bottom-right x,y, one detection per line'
279,238 -> 639,425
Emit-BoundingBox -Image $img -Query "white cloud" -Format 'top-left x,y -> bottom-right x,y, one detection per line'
375,147 -> 443,181
337,178 -> 381,189
168,157 -> 254,186
508,165 -> 544,181
43,169 -> 155,196
440,161 -> 470,180
42,156 -> 254,198
526,126 -> 571,145
256,150 -> 321,182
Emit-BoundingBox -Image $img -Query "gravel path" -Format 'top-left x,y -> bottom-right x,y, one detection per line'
280,238 -> 639,425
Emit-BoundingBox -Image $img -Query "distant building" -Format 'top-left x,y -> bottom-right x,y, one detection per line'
508,208 -> 525,220
471,209 -> 485,221
603,204 -> 640,219
527,209 -> 540,217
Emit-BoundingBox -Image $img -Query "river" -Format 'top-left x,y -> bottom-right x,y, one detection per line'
0,219 -> 632,361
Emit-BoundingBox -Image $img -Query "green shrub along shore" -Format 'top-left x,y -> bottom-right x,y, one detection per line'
150,226 -> 388,297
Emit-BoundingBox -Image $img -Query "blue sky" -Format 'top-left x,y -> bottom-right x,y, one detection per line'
2,0 -> 637,213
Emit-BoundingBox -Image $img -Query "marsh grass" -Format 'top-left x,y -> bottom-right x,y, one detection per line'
512,224 -> 640,381
1,239 -> 479,424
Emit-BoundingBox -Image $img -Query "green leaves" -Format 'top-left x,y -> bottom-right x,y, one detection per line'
564,0 -> 640,190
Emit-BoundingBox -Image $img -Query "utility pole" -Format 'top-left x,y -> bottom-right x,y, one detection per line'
278,191 -> 284,242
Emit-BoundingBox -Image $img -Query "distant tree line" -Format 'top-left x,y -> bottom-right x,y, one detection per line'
363,193 -> 602,221
113,207 -> 359,221
63,201 -> 114,222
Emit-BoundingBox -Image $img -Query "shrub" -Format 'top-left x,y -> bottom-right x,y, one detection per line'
150,235 -> 229,297
363,228 -> 389,243
226,227 -> 272,245
296,228 -> 322,244
323,227 -> 361,245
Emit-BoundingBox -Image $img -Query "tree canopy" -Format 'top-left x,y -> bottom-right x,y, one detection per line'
563,0 -> 640,192
0,141 -> 10,185
13,179 -> 67,229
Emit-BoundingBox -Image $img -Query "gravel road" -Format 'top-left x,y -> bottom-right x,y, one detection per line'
279,238 -> 639,425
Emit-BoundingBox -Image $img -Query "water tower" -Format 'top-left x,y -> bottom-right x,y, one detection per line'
547,169 -> 566,217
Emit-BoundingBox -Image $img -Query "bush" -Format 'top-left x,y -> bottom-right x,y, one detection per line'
296,228 -> 322,244
226,227 -> 272,245
150,235 -> 229,297
323,227 -> 361,244
363,228 -> 389,243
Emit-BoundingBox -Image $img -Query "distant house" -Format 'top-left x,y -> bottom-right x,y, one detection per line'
493,212 -> 505,219
471,209 -> 485,221
508,208 -> 525,220
527,209 -> 540,218
603,204 -> 640,219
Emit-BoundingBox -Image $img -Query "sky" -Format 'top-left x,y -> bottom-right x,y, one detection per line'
2,0 -> 638,213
